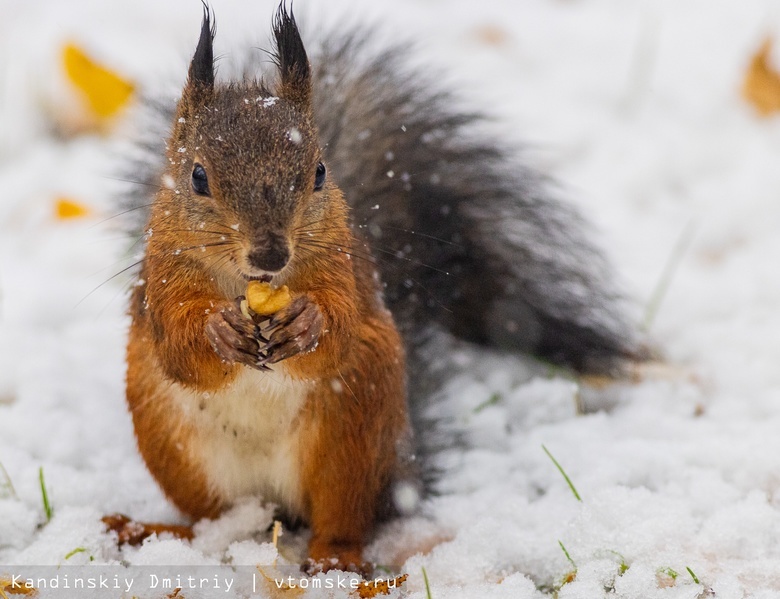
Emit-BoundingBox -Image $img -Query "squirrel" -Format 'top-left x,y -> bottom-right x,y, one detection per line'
122,3 -> 645,574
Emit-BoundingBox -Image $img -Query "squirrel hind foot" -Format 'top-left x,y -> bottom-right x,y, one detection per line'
304,537 -> 372,577
302,556 -> 373,578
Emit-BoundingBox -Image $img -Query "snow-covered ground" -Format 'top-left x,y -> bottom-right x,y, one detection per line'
3,0 -> 780,597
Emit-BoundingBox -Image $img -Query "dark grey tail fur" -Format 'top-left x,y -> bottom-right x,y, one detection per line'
309,33 -> 644,374
121,23 -> 644,421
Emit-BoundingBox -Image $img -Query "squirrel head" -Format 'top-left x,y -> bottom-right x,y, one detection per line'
163,4 -> 337,283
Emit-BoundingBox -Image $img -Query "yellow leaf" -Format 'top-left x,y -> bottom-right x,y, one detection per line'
55,197 -> 91,220
0,576 -> 38,596
352,574 -> 408,598
743,38 -> 780,116
62,43 -> 134,119
255,567 -> 305,598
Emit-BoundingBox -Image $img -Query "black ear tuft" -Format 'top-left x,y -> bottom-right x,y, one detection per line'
188,1 -> 216,90
272,2 -> 311,108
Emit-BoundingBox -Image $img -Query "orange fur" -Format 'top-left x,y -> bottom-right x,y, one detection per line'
127,321 -> 223,519
300,319 -> 407,568
128,201 -> 408,561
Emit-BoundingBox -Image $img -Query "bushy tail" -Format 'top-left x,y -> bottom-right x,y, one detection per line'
311,32 -> 645,379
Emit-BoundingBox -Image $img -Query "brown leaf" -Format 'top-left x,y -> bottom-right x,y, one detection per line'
352,574 -> 408,598
0,577 -> 38,596
254,567 -> 305,599
472,25 -> 510,47
743,38 -> 780,116
102,514 -> 193,547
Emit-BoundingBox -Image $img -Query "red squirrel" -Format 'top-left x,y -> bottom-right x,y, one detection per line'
123,3 -> 644,573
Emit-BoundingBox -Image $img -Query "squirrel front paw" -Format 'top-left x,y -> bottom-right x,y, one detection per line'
258,295 -> 324,365
205,298 -> 269,370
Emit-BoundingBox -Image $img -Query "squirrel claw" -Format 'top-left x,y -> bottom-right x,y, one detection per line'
256,349 -> 281,367
256,351 -> 271,364
261,296 -> 323,364
261,339 -> 280,354
205,298 -> 267,369
268,296 -> 307,329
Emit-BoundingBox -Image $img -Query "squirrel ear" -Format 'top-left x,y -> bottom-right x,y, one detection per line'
272,3 -> 311,109
186,3 -> 216,99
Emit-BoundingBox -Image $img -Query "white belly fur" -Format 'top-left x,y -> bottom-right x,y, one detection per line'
169,366 -> 313,516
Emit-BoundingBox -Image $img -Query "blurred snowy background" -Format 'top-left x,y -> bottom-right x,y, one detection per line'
3,0 -> 780,597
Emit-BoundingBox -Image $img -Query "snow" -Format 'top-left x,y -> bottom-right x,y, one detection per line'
3,0 -> 780,597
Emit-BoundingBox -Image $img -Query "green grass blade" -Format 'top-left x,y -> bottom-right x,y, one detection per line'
473,392 -> 502,414
39,467 -> 53,522
686,566 -> 700,585
542,445 -> 582,501
659,567 -> 678,579
0,461 -> 16,498
65,547 -> 86,560
643,220 -> 695,331
605,549 -> 629,574
422,567 -> 433,599
558,541 -> 576,569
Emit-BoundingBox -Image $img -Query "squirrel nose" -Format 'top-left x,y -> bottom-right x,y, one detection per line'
247,240 -> 290,273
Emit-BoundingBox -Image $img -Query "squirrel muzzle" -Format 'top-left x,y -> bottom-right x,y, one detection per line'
246,234 -> 290,274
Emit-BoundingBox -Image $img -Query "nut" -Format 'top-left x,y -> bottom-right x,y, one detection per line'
246,281 -> 292,316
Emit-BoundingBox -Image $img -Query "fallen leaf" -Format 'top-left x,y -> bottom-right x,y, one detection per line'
255,566 -> 305,598
656,571 -> 677,589
473,25 -> 510,47
55,197 -> 91,220
62,43 -> 134,120
0,577 -> 37,596
353,574 -> 408,598
102,514 -> 193,547
743,38 -> 780,116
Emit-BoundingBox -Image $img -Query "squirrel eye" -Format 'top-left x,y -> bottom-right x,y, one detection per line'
191,163 -> 210,195
314,161 -> 326,191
